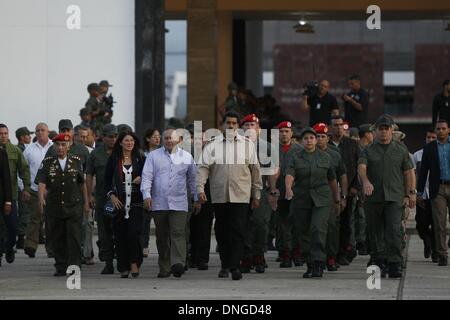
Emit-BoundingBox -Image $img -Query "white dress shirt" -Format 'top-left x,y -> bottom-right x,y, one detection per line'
23,139 -> 53,191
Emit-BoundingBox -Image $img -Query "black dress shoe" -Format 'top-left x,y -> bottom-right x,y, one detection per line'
101,262 -> 114,275
424,246 -> 432,259
302,263 -> 313,278
120,271 -> 130,278
157,272 -> 171,278
5,249 -> 15,264
172,263 -> 185,277
24,247 -> 36,258
231,269 -> 242,280
388,263 -> 402,278
197,263 -> 209,270
438,256 -> 448,266
218,268 -> 230,278
131,272 -> 140,278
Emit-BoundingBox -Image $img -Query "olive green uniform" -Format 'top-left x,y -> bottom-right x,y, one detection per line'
86,145 -> 114,263
36,155 -> 85,272
358,140 -> 413,265
324,146 -> 346,259
287,148 -> 336,264
44,143 -> 89,257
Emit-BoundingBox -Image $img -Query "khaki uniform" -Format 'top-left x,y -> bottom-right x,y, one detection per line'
287,148 -> 336,264
358,140 -> 413,264
36,155 -> 85,272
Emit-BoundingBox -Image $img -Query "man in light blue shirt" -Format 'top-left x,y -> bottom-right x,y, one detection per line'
141,128 -> 199,278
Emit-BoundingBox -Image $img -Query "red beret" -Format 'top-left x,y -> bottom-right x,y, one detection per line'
240,114 -> 259,126
312,123 -> 329,134
52,133 -> 70,142
277,121 -> 292,129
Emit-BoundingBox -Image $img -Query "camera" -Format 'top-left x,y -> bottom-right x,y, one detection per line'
302,81 -> 319,97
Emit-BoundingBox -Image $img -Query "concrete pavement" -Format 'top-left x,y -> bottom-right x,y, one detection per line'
2,232 -> 449,300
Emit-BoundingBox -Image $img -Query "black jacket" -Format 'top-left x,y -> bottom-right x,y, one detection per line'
0,147 -> 12,205
418,140 -> 441,200
329,136 -> 360,191
104,153 -> 145,205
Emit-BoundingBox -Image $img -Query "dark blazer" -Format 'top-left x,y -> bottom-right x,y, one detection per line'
104,153 -> 146,205
0,147 -> 12,205
418,140 -> 440,200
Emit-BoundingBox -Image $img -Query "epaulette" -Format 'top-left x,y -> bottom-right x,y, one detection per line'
70,155 -> 82,161
43,156 -> 53,162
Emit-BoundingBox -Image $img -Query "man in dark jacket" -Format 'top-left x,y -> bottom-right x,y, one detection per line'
418,119 -> 450,266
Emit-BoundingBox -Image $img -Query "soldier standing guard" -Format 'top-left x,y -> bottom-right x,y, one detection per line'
37,134 -> 90,276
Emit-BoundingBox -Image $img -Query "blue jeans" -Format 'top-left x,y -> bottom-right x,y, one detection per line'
1,201 -> 18,253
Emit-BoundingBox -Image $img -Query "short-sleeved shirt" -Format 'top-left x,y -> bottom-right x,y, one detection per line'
86,145 -> 111,207
36,155 -> 84,213
344,88 -> 369,128
358,140 -> 414,203
308,93 -> 338,126
286,148 -> 335,208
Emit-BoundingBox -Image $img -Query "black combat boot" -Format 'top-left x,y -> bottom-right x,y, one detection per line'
388,263 -> 402,278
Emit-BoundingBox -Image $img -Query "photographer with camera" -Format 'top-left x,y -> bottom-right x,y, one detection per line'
342,75 -> 369,128
302,80 -> 339,126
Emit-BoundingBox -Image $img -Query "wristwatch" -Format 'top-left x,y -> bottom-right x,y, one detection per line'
409,189 -> 417,195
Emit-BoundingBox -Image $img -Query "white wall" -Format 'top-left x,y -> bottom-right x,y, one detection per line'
0,0 -> 135,143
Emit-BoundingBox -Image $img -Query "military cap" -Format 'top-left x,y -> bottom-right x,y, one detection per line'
276,121 -> 292,129
240,114 -> 259,126
312,123 -> 329,135
359,123 -> 374,135
99,80 -> 113,87
300,127 -> 316,138
52,133 -> 70,143
102,124 -> 118,136
58,119 -> 73,130
15,127 -> 34,140
375,114 -> 395,128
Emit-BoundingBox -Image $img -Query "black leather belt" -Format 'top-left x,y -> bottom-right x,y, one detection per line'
440,180 -> 450,185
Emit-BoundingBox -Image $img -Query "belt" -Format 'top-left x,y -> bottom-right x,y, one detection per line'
440,180 -> 450,185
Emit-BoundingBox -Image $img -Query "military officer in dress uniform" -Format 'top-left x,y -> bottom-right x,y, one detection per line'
37,134 -> 90,276
285,127 -> 340,278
